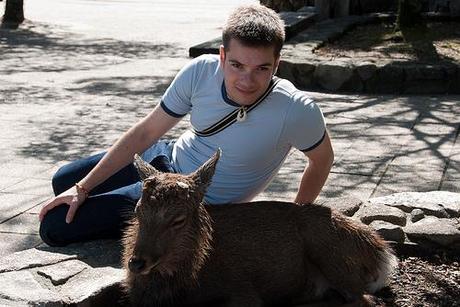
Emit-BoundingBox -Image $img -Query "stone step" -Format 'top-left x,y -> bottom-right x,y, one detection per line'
189,8 -> 317,58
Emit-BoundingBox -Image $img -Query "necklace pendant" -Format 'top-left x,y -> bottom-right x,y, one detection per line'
236,107 -> 247,122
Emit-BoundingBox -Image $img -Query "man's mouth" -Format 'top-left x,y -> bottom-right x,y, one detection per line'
235,86 -> 256,95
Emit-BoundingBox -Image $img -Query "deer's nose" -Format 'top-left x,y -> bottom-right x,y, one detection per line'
128,257 -> 146,274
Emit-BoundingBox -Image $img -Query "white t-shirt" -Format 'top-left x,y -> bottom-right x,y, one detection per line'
160,54 -> 326,204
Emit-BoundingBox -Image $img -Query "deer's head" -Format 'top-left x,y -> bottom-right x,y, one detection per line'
124,150 -> 220,277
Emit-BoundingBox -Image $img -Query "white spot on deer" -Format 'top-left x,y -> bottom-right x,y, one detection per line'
177,181 -> 189,189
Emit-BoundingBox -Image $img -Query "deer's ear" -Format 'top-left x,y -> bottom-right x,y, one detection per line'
133,154 -> 160,180
191,149 -> 221,192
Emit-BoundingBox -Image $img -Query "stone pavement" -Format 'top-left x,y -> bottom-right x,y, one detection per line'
0,1 -> 459,305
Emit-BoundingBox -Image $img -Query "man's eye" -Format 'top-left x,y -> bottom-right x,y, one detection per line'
231,63 -> 241,69
257,67 -> 269,71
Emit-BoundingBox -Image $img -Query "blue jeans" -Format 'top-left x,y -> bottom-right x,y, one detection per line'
39,141 -> 175,247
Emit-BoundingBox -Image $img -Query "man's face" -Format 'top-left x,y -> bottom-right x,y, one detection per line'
220,39 -> 280,106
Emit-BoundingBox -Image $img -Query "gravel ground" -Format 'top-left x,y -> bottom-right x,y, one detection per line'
374,253 -> 460,307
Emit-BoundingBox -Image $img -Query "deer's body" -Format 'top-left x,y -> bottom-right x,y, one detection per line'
123,152 -> 397,307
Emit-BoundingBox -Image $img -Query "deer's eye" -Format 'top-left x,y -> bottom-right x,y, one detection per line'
171,215 -> 186,229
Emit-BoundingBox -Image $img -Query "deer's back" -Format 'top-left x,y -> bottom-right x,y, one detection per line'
197,201 -> 323,303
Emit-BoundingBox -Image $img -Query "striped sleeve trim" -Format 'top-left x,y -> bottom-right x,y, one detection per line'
300,131 -> 326,152
160,101 -> 187,118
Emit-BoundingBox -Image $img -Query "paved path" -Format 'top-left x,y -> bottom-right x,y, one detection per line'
1,0 -> 459,257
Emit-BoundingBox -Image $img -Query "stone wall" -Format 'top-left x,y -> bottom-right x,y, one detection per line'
279,14 -> 460,94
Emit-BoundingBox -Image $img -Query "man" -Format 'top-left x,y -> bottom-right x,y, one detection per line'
39,4 -> 334,247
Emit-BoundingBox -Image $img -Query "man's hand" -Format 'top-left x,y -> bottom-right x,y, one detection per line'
39,186 -> 87,224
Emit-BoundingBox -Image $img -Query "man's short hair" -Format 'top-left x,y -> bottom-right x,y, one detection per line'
222,4 -> 285,57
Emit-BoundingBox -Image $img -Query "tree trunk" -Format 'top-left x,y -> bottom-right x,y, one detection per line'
395,0 -> 423,31
2,0 -> 24,25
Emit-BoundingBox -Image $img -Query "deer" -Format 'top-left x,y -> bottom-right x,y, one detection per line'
122,150 -> 397,307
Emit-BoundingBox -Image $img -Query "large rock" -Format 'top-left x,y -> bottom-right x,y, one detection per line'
318,195 -> 362,216
369,220 -> 406,243
369,191 -> 460,218
355,201 -> 407,226
404,216 -> 460,248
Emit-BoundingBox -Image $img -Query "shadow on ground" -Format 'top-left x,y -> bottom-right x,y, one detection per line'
0,21 -> 183,74
265,93 -> 459,199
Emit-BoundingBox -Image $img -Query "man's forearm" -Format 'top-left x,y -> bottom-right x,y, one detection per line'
294,161 -> 331,204
294,131 -> 334,204
78,122 -> 156,192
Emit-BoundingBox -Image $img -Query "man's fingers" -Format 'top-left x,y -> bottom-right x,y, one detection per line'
39,199 -> 62,222
65,197 -> 80,224
38,196 -> 72,222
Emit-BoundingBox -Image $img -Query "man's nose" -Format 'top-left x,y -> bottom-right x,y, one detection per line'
239,70 -> 256,85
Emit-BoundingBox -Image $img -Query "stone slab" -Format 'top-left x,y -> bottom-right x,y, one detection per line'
0,193 -> 49,223
320,172 -> 379,200
0,162 -> 53,179
2,178 -> 54,197
332,153 -> 393,176
0,248 -> 77,273
441,180 -> 460,193
25,203 -> 45,215
37,259 -> 90,286
0,270 -> 62,306
371,164 -> 444,198
59,266 -> 124,305
39,240 -> 123,268
0,233 -> 43,258
0,213 -> 40,235
0,177 -> 25,192
445,154 -> 460,181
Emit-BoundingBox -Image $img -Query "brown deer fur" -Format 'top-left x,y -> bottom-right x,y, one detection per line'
122,150 -> 397,307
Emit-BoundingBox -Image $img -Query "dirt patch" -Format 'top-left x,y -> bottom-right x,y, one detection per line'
373,252 -> 460,307
315,21 -> 460,64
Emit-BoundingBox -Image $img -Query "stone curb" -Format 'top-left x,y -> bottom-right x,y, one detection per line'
279,13 -> 460,94
188,7 -> 317,57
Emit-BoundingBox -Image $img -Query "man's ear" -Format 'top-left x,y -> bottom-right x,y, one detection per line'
219,45 -> 225,67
